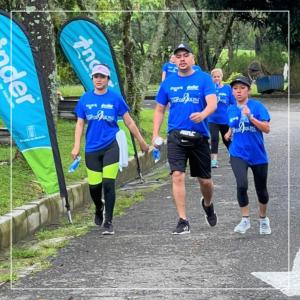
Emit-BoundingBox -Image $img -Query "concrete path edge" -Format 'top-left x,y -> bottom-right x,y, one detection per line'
0,145 -> 167,250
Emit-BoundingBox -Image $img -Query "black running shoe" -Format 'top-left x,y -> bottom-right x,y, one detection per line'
201,197 -> 217,227
172,218 -> 190,234
102,221 -> 114,235
94,208 -> 104,226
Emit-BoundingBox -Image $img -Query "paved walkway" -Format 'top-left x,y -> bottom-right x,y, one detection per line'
0,97 -> 299,299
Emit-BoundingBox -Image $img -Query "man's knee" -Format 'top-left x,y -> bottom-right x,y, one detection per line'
198,177 -> 213,189
172,171 -> 185,185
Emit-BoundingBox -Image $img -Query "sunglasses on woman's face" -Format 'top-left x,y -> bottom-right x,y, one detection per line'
93,74 -> 107,79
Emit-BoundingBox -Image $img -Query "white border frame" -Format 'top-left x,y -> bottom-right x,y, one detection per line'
8,8 -> 290,293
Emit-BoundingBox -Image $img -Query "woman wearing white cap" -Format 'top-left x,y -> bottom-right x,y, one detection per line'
71,64 -> 149,235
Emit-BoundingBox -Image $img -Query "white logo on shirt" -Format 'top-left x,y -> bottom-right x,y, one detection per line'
86,110 -> 114,122
232,125 -> 257,134
186,85 -> 199,91
86,104 -> 97,109
101,104 -> 113,109
217,93 -> 227,104
170,86 -> 183,92
229,116 -> 239,122
171,92 -> 199,104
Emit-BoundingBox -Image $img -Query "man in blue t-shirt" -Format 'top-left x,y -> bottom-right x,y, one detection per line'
224,75 -> 271,235
153,43 -> 218,234
72,64 -> 149,235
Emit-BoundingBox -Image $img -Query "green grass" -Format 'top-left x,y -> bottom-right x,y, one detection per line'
0,108 -> 167,216
216,48 -> 256,67
59,85 -> 85,97
140,108 -> 168,142
0,182 -> 171,284
0,119 -> 86,215
59,84 -> 159,97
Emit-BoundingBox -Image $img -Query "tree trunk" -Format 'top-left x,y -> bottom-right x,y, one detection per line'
77,0 -> 97,19
19,0 -> 58,121
120,0 -> 139,117
210,14 -> 235,69
120,0 -> 167,122
135,11 -> 167,112
290,50 -> 300,93
227,30 -> 234,62
190,0 -> 209,71
255,25 -> 268,56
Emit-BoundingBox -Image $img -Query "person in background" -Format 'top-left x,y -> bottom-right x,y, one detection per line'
153,43 -> 218,234
162,53 -> 201,82
224,75 -> 271,235
161,54 -> 178,81
192,55 -> 202,72
208,68 -> 236,168
72,64 -> 149,235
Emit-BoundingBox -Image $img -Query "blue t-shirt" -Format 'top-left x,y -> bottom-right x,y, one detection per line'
227,99 -> 270,165
192,65 -> 202,72
75,89 -> 129,152
162,62 -> 178,78
162,63 -> 201,79
156,71 -> 216,137
208,84 -> 236,124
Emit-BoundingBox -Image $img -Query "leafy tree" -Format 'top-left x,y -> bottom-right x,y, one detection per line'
165,1 -> 237,71
119,0 -> 167,121
204,0 -> 297,91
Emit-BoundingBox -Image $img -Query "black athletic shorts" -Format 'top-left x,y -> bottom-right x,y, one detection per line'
167,130 -> 211,179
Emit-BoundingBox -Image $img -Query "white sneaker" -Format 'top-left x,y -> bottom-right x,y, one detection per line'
234,218 -> 251,234
260,217 -> 271,235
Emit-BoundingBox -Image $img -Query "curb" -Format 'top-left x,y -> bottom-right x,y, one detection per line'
0,145 -> 167,250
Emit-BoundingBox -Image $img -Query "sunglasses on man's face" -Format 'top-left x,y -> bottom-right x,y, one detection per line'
93,74 -> 107,79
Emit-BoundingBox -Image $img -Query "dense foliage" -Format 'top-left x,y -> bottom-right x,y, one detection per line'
0,0 -> 294,109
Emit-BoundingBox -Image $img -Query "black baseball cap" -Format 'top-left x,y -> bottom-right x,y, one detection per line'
174,43 -> 192,54
230,75 -> 251,88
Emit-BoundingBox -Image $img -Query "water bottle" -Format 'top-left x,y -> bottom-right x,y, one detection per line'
68,156 -> 81,173
152,148 -> 161,163
152,137 -> 163,163
154,136 -> 163,148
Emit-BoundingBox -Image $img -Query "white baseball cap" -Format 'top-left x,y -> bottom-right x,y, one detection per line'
91,64 -> 111,77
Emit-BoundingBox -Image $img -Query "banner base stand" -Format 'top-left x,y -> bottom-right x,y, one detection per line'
67,210 -> 73,224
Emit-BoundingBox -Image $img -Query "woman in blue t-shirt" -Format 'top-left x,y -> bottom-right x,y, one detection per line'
72,64 -> 149,235
224,75 -> 271,235
208,68 -> 235,168
161,54 -> 178,81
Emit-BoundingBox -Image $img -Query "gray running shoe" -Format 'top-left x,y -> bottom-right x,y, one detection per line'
234,218 -> 251,234
102,221 -> 114,235
260,217 -> 271,235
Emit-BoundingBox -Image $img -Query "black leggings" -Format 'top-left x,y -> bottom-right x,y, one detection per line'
89,179 -> 116,222
230,156 -> 269,207
85,141 -> 119,222
209,122 -> 230,154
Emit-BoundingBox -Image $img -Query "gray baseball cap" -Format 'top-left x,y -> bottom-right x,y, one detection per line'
230,75 -> 251,88
174,43 -> 192,54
